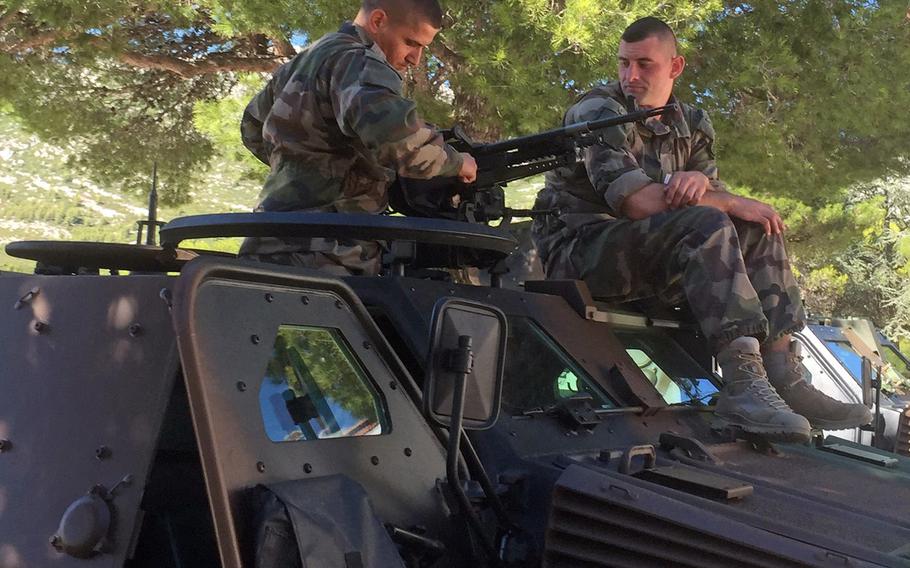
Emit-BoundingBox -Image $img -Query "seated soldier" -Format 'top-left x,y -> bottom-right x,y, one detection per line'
531,17 -> 871,441
240,0 -> 477,276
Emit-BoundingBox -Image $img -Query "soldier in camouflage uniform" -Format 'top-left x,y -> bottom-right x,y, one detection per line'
240,0 -> 476,275
532,17 -> 870,441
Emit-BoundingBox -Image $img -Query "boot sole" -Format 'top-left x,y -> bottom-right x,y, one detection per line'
804,417 -> 873,431
712,414 -> 811,444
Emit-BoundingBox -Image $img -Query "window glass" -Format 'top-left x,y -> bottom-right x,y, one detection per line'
259,325 -> 388,442
502,317 -> 615,413
883,345 -> 910,381
823,340 -> 863,384
614,329 -> 718,405
880,345 -> 910,396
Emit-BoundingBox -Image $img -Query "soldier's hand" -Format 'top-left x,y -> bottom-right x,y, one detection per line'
664,171 -> 710,209
726,196 -> 785,236
458,153 -> 478,184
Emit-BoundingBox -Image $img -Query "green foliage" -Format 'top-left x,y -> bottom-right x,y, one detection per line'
688,1 -> 910,201
2,54 -> 227,204
427,0 -> 721,137
3,0 -> 910,350
4,0 -> 908,206
193,74 -> 269,179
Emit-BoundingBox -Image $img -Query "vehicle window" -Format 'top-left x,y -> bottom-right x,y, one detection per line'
823,340 -> 863,384
614,329 -> 718,405
259,325 -> 389,442
880,345 -> 910,395
501,317 -> 615,412
883,345 -> 910,381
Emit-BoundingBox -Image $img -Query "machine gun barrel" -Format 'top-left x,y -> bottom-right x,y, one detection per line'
474,103 -> 675,156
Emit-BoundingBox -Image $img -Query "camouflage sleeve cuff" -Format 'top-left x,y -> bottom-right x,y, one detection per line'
437,144 -> 464,178
604,169 -> 654,214
709,179 -> 730,193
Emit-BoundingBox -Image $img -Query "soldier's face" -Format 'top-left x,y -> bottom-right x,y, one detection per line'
368,11 -> 439,72
618,36 -> 685,108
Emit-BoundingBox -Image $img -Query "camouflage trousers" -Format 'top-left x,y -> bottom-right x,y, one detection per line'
550,206 -> 806,351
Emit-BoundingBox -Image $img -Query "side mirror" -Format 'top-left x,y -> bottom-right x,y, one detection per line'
423,298 -> 507,430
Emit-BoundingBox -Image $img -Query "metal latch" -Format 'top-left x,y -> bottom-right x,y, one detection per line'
555,393 -> 602,428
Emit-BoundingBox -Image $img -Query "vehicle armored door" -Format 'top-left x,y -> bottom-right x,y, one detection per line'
171,258 -> 451,568
0,274 -> 179,567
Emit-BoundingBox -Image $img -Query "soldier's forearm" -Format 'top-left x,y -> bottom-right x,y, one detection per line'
619,183 -> 673,220
620,182 -> 735,220
697,190 -> 735,212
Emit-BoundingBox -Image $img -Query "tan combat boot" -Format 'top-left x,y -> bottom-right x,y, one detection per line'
714,337 -> 812,443
767,341 -> 873,430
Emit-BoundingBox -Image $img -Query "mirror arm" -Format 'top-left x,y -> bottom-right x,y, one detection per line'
861,356 -> 886,447
460,435 -> 512,529
445,336 -> 499,563
873,364 -> 884,449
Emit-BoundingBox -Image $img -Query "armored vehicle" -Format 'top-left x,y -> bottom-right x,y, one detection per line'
3,212 -> 910,567
789,318 -> 910,454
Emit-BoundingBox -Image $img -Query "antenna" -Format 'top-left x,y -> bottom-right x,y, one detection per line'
136,162 -> 164,246
147,162 -> 159,246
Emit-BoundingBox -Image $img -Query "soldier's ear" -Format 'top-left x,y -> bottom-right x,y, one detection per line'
670,54 -> 685,80
367,8 -> 391,31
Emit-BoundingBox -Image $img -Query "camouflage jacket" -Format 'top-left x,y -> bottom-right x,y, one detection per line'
532,81 -> 727,268
240,22 -> 463,216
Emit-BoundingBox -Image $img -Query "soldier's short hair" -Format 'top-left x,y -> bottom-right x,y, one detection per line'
362,0 -> 444,28
621,17 -> 678,54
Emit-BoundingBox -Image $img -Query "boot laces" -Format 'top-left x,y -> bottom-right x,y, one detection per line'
737,353 -> 791,410
784,353 -> 827,396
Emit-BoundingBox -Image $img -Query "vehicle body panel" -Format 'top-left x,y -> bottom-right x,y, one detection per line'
0,274 -> 179,567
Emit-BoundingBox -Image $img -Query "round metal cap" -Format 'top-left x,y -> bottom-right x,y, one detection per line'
52,490 -> 111,558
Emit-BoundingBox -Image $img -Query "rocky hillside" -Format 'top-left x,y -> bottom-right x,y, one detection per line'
0,112 -> 543,274
0,113 -> 263,273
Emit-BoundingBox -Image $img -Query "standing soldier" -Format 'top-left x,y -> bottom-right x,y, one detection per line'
532,17 -> 871,441
240,0 -> 476,275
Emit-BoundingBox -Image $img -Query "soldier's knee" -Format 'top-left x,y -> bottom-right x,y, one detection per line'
676,206 -> 735,239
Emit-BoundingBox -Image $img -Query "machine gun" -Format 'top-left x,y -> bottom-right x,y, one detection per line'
389,103 -> 676,225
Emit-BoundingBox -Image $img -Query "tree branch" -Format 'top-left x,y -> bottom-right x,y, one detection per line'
429,40 -> 465,68
12,29 -> 61,51
0,8 -> 19,31
269,33 -> 297,58
118,50 -> 282,77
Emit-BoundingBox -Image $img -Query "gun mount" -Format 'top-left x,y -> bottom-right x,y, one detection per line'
390,104 -> 676,225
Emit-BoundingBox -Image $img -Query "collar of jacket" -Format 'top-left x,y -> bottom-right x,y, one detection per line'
636,93 -> 690,139
338,21 -> 398,77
